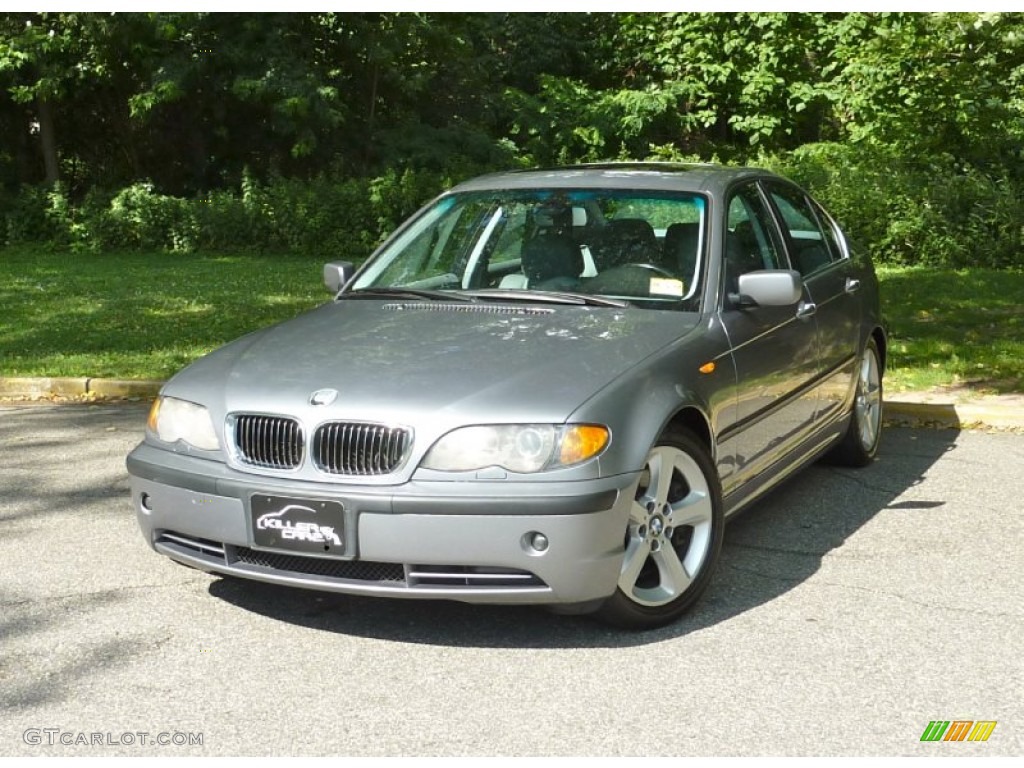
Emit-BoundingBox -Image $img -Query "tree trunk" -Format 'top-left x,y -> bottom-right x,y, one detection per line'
37,96 -> 59,185
363,62 -> 379,171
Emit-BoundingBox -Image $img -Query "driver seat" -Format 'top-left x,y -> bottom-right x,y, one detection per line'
499,233 -> 581,290
521,233 -> 581,290
591,219 -> 658,270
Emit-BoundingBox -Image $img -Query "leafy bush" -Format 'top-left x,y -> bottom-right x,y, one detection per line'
100,182 -> 199,252
0,168 -> 459,260
3,183 -> 66,246
368,168 -> 449,237
193,189 -> 253,252
4,145 -> 1020,271
764,143 -> 1024,269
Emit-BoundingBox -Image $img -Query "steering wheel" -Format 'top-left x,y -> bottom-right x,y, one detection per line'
623,263 -> 675,279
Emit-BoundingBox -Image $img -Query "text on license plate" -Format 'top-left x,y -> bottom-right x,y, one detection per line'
251,495 -> 345,554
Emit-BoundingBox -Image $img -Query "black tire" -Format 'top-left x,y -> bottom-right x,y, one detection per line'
596,428 -> 724,630
830,337 -> 883,467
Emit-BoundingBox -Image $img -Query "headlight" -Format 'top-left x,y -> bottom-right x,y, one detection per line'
147,396 -> 220,451
421,424 -> 609,473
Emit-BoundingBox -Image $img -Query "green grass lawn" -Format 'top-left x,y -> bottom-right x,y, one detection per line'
1,248 -> 1022,394
879,266 -> 1024,395
0,247 -> 326,379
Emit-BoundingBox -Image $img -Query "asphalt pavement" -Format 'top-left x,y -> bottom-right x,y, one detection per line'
1,404 -> 1021,757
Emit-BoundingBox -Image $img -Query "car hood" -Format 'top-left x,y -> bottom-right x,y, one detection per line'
166,299 -> 700,425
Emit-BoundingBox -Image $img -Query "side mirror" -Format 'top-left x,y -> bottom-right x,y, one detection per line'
323,261 -> 355,294
732,269 -> 802,308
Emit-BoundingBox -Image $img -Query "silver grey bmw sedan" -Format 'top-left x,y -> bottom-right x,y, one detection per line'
127,164 -> 885,629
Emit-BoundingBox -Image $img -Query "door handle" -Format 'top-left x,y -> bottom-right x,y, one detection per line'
796,301 -> 817,320
845,278 -> 861,294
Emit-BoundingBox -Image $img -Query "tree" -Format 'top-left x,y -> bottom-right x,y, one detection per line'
819,12 -> 1024,168
0,13 -> 164,188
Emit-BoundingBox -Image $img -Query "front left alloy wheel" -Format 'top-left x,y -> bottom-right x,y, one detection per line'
596,428 -> 724,630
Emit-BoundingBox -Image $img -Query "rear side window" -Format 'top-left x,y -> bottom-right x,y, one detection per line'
815,205 -> 848,262
765,183 -> 839,276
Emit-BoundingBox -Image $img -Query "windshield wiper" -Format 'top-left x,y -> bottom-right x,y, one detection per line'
340,287 -> 475,303
465,289 -> 630,308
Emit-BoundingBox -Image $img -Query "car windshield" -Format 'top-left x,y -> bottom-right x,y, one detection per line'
350,188 -> 708,311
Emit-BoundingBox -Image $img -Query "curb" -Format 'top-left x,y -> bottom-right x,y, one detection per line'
1,377 -> 1022,431
0,377 -> 163,401
883,400 -> 1023,431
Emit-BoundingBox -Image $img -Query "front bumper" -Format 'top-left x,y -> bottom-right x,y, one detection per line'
127,443 -> 639,605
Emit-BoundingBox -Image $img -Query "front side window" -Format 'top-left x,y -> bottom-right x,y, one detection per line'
352,189 -> 709,311
723,183 -> 786,297
726,183 -> 785,272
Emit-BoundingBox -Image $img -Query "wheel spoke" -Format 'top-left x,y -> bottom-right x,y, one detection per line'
864,379 -> 881,407
628,499 -> 648,526
618,535 -> 653,594
859,414 -> 874,447
682,521 -> 713,576
670,490 -> 713,527
860,353 -> 872,386
649,447 -> 674,506
652,544 -> 692,599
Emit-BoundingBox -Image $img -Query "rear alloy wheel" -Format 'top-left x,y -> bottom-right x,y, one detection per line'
597,429 -> 724,630
830,338 -> 883,467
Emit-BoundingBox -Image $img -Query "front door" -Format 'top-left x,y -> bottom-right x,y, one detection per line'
717,183 -> 820,495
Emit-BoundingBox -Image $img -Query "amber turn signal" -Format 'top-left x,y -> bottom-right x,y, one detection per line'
559,424 -> 610,466
147,397 -> 162,432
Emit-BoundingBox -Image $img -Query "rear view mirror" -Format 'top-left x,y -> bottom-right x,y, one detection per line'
323,261 -> 355,294
733,269 -> 802,307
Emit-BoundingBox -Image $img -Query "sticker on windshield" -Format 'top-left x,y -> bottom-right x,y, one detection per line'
649,277 -> 685,297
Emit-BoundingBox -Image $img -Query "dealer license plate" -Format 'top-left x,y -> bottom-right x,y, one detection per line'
250,495 -> 346,555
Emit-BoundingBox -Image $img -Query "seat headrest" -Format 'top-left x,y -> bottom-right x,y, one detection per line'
663,222 -> 701,278
522,233 -> 579,284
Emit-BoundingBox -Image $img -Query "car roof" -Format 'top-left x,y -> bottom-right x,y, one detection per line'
449,162 -> 776,196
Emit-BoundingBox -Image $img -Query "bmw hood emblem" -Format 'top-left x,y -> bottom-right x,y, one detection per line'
309,388 -> 339,406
